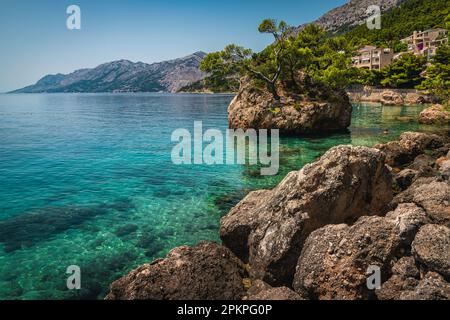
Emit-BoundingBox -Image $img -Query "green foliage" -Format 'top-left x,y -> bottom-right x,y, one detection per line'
343,0 -> 450,47
199,44 -> 253,92
417,45 -> 450,101
380,53 -> 426,88
393,41 -> 408,53
350,68 -> 383,86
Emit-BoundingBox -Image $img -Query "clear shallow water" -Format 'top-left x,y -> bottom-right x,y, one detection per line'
0,93 -> 438,299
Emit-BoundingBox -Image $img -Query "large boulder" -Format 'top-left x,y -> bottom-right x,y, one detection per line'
375,132 -> 445,167
220,145 -> 392,285
105,241 -> 246,300
419,104 -> 450,125
392,177 -> 450,227
293,204 -> 427,300
412,224 -> 450,279
228,78 -> 352,135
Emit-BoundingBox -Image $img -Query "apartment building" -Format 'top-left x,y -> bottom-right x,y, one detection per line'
401,28 -> 448,58
352,46 -> 395,70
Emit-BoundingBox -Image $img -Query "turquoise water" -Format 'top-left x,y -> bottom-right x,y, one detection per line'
0,93 -> 437,299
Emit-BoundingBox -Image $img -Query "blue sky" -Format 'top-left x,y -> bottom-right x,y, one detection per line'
0,0 -> 347,92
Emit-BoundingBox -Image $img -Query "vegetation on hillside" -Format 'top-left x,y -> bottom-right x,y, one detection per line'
342,0 -> 450,49
418,45 -> 450,101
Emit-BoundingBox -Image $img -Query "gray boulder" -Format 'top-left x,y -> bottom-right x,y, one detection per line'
392,177 -> 450,227
105,241 -> 246,300
293,204 -> 426,300
220,146 -> 392,285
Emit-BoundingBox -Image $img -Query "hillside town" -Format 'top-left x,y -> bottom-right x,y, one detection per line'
352,28 -> 449,70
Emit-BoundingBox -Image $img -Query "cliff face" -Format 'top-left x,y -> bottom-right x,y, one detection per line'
227,78 -> 352,135
295,0 -> 406,33
11,52 -> 207,93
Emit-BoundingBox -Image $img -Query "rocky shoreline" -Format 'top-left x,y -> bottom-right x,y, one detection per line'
347,86 -> 433,106
106,130 -> 450,300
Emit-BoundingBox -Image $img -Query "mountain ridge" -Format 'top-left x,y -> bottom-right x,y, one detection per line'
295,0 -> 406,33
11,52 -> 207,93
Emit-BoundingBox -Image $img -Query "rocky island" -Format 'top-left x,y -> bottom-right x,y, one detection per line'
228,77 -> 352,135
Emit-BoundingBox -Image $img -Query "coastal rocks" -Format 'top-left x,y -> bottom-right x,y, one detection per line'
293,203 -> 426,300
392,177 -> 450,227
399,272 -> 450,300
412,225 -> 450,279
220,145 -> 392,285
245,280 -> 304,300
293,215 -> 401,300
419,104 -> 450,125
381,90 -> 404,106
105,241 -> 246,300
404,92 -> 429,106
395,169 -> 418,191
375,132 -> 445,167
347,87 -> 430,105
376,275 -> 419,300
385,203 -> 428,244
227,78 -> 352,135
248,287 -> 303,300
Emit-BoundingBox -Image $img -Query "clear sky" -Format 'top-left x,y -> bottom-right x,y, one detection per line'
0,0 -> 347,92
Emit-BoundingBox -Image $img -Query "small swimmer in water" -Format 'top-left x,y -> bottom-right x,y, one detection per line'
383,129 -> 390,135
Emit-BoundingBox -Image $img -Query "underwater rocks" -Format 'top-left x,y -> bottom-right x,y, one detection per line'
227,77 -> 352,135
0,205 -> 109,253
419,104 -> 450,125
106,241 -> 246,300
220,145 -> 392,286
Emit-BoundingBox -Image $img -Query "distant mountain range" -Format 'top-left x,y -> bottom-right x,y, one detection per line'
11,52 -> 207,93
295,0 -> 406,33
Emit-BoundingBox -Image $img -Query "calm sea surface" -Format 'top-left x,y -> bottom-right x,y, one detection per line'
0,93 -> 436,299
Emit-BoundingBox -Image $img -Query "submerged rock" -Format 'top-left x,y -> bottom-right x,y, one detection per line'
227,77 -> 352,135
0,205 -> 109,253
106,241 -> 246,300
220,145 -> 392,285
